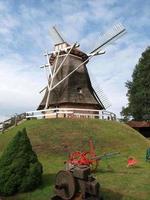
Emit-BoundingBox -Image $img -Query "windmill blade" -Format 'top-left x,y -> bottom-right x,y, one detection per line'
49,26 -> 65,44
89,71 -> 111,109
39,86 -> 47,93
45,49 -> 61,109
92,83 -> 111,109
90,23 -> 126,54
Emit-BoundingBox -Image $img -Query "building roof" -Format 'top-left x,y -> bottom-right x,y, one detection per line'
127,121 -> 150,128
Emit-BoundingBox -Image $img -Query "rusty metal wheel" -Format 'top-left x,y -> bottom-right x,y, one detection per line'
55,170 -> 75,200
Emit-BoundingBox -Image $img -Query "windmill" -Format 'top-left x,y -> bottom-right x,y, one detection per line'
37,24 -> 126,119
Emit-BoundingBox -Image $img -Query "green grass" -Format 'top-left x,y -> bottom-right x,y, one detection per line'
0,118 -> 150,200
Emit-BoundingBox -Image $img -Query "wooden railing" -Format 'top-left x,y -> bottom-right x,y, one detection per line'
0,109 -> 116,133
0,113 -> 26,133
26,108 -> 116,121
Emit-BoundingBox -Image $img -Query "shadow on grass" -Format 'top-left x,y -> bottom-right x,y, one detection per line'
39,173 -> 56,189
0,174 -> 56,200
39,174 -> 124,200
96,165 -> 143,175
102,188 -> 124,200
96,168 -> 115,173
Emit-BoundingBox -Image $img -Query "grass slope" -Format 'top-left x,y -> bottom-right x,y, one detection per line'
0,118 -> 149,200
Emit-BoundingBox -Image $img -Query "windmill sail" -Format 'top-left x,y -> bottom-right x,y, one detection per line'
92,83 -> 111,109
49,26 -> 65,44
90,23 -> 126,54
88,71 -> 111,109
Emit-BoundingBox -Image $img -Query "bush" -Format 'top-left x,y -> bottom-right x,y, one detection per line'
0,128 -> 43,196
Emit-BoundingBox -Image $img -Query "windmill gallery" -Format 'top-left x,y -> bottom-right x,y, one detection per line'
26,24 -> 126,120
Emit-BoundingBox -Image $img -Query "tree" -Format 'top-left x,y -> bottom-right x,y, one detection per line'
0,128 -> 43,196
121,47 -> 150,121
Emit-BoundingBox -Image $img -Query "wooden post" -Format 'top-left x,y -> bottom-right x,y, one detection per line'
15,114 -> 18,126
2,122 -> 5,133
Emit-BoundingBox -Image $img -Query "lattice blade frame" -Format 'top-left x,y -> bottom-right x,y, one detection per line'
49,26 -> 65,44
90,23 -> 126,54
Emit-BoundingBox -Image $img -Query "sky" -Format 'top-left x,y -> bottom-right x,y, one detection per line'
0,0 -> 150,121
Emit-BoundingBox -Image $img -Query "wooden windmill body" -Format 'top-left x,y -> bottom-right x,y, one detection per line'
38,24 -> 126,118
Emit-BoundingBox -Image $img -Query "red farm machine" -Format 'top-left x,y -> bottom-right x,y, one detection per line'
51,139 -> 119,200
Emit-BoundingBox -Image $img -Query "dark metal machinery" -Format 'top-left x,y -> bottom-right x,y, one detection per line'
51,165 -> 101,200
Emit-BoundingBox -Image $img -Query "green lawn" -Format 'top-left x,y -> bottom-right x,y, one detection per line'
0,118 -> 149,200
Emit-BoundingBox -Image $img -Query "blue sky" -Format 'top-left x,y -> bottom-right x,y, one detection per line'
0,0 -> 150,121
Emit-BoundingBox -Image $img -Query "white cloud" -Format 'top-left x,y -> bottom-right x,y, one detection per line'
0,52 -> 45,120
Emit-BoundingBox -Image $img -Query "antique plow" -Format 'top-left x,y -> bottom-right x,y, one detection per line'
66,139 -> 120,171
51,139 -> 119,199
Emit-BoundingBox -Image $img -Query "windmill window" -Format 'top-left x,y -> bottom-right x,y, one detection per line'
77,87 -> 82,94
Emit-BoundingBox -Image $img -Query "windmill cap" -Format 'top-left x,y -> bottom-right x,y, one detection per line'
50,44 -> 88,65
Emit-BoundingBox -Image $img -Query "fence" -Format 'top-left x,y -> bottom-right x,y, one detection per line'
0,113 -> 26,133
0,109 -> 116,133
26,108 -> 116,120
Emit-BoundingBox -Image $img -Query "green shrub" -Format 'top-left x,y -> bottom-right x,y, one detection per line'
0,128 -> 43,196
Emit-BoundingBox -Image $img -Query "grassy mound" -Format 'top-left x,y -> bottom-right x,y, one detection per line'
0,118 -> 149,200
